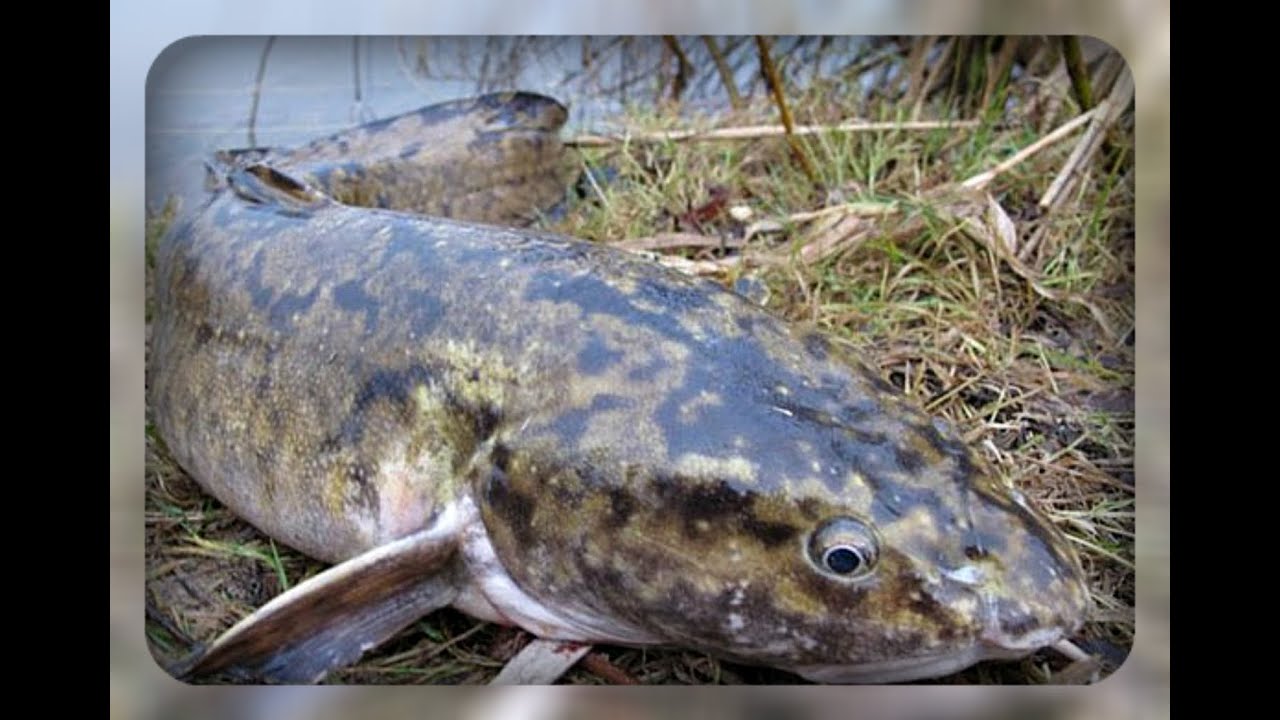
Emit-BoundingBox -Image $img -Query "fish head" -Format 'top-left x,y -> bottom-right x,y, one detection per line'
473,317 -> 1091,683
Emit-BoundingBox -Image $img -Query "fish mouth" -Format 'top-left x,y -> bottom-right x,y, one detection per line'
978,606 -> 1070,654
974,577 -> 1081,653
790,585 -> 1072,684
787,641 -> 1028,684
788,629 -> 1064,684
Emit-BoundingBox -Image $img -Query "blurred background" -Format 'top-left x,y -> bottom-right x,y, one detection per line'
112,2 -> 1168,719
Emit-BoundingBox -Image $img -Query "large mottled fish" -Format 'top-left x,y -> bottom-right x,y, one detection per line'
204,91 -> 574,228
148,92 -> 1090,684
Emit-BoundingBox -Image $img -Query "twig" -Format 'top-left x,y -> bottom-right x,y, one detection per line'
791,264 -> 816,322
567,37 -> 626,94
811,35 -> 831,85
490,639 -> 592,685
352,37 -> 362,106
945,36 -> 973,106
349,37 -> 372,124
651,253 -> 743,276
1050,640 -> 1101,684
1015,65 -> 1133,267
1061,37 -> 1095,110
755,36 -> 821,189
842,42 -> 902,88
395,37 -> 435,96
1040,66 -> 1132,210
663,36 -> 693,102
782,201 -> 898,224
655,36 -> 671,104
981,37 -> 1022,112
594,54 -> 666,99
1038,107 -> 1106,209
1090,51 -> 1127,104
615,232 -> 746,252
580,652 -> 639,685
903,37 -> 935,105
1030,51 -> 1070,135
912,37 -> 955,120
247,36 -> 276,148
502,37 -> 527,90
360,622 -> 489,668
568,118 -> 982,148
1065,533 -> 1134,571
1053,639 -> 1092,663
476,37 -> 494,94
146,600 -> 196,648
740,202 -> 898,242
959,106 -> 1097,190
579,163 -> 610,210
795,213 -> 871,265
702,36 -> 744,110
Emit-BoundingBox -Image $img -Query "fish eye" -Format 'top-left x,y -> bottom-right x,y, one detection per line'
808,517 -> 878,579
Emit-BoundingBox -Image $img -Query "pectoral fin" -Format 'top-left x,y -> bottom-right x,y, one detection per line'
224,163 -> 332,215
178,527 -> 462,683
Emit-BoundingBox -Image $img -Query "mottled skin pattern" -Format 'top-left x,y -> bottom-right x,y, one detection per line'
214,92 -> 574,227
150,94 -> 1090,682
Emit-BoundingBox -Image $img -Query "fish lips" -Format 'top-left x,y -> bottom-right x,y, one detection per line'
786,579 -> 1083,684
787,540 -> 1088,683
787,630 -> 1063,684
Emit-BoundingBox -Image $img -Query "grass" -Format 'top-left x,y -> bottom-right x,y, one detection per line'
144,50 -> 1134,685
